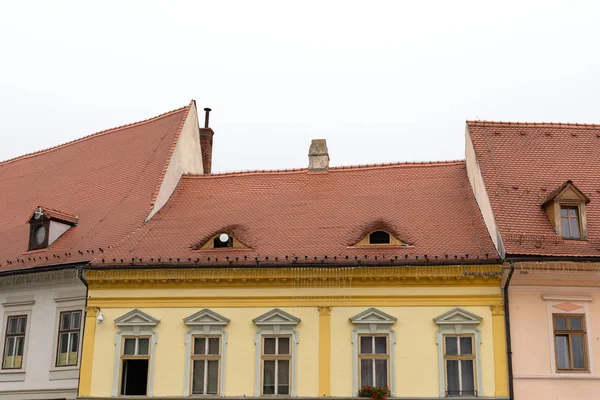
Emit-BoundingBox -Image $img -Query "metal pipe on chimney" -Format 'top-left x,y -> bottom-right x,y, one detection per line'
204,108 -> 212,128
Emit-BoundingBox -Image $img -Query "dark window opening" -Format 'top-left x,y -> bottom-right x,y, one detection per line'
28,220 -> 49,251
213,234 -> 233,248
369,231 -> 390,244
121,359 -> 148,395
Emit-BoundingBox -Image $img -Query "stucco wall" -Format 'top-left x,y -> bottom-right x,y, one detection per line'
0,270 -> 86,400
86,285 -> 502,398
510,284 -> 600,399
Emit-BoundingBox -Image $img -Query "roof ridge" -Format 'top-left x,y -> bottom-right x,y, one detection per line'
0,102 -> 192,167
183,160 -> 465,179
467,120 -> 600,129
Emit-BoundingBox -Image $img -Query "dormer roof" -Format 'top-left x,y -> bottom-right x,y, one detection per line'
541,180 -> 590,207
27,206 -> 79,225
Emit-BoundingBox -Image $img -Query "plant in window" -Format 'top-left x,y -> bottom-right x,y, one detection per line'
359,384 -> 390,400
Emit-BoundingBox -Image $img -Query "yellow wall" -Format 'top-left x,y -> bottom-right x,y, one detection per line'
83,281 -> 504,398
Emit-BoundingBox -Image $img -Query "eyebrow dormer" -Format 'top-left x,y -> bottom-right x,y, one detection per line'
352,230 -> 409,247
542,181 -> 589,240
27,206 -> 78,251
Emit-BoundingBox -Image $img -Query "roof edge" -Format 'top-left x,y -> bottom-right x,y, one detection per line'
467,120 -> 600,129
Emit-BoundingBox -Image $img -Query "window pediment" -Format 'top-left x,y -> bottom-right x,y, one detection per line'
350,307 -> 397,328
434,308 -> 482,332
184,309 -> 230,327
115,309 -> 159,328
253,308 -> 300,328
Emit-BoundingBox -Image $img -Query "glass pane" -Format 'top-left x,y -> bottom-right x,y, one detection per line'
7,317 -> 17,334
570,217 -> 581,238
13,337 -> 23,368
123,338 -> 136,355
263,360 -> 275,394
461,360 -> 475,395
374,337 -> 387,354
555,317 -> 567,330
445,337 -> 458,355
572,335 -> 586,369
59,333 -> 69,353
446,360 -> 460,396
360,359 -> 373,387
360,336 -> 373,354
570,317 -> 583,331
3,338 -> 14,368
71,312 -> 81,329
194,337 -> 206,355
561,217 -> 571,237
264,338 -> 276,355
69,332 -> 79,364
17,317 -> 26,334
278,359 -> 290,394
560,208 -> 568,217
460,337 -> 473,355
61,313 -> 71,331
207,360 -> 219,394
375,359 -> 388,387
208,338 -> 220,355
569,208 -> 578,217
137,338 -> 149,355
278,337 -> 290,355
192,360 -> 205,394
556,335 -> 570,369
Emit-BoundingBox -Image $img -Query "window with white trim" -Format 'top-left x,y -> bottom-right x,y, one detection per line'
120,337 -> 150,395
261,335 -> 291,395
443,335 -> 476,397
2,315 -> 26,370
192,336 -> 221,395
358,335 -> 389,388
56,310 -> 81,367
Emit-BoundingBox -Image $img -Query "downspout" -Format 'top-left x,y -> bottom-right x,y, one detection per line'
77,267 -> 89,398
504,260 -> 515,400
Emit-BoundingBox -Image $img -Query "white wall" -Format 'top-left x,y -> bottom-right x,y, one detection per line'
0,269 -> 86,400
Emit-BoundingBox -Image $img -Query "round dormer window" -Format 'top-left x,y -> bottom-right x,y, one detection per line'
35,225 -> 47,245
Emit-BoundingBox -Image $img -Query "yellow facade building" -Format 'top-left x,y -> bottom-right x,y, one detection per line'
77,140 -> 509,399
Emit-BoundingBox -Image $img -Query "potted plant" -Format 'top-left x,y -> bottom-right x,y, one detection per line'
358,385 -> 390,400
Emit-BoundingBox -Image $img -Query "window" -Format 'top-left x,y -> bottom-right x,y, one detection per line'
120,337 -> 150,396
359,335 -> 389,388
553,314 -> 588,371
192,336 -> 221,395
369,231 -> 390,244
443,335 -> 476,397
2,315 -> 26,369
261,336 -> 291,395
213,233 -> 233,248
560,206 -> 581,239
56,310 -> 81,367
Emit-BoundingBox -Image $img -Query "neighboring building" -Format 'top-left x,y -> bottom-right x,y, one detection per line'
79,140 -> 510,399
0,101 -> 206,399
466,121 -> 600,399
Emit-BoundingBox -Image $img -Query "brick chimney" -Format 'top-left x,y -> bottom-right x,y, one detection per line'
199,107 -> 214,174
308,139 -> 329,171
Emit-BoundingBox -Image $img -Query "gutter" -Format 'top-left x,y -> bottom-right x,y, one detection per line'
77,267 -> 90,399
0,261 -> 88,277
503,260 -> 515,400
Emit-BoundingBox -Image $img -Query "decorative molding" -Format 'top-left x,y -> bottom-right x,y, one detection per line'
350,308 -> 397,396
112,309 -> 159,397
2,295 -> 35,308
318,306 -> 331,316
183,309 -> 229,396
434,308 -> 484,397
253,309 -> 300,396
542,294 -> 593,302
490,305 -> 505,316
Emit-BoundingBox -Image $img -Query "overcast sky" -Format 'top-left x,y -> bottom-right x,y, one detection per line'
1,1 -> 599,172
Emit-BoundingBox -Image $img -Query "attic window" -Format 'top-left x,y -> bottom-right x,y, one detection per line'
542,181 -> 589,240
213,233 -> 233,248
369,231 -> 390,244
27,207 -> 78,251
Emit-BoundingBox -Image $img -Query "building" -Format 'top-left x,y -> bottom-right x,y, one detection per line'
78,136 -> 510,398
466,121 -> 600,399
0,101 -> 206,399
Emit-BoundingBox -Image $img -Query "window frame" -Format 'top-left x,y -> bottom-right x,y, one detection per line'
119,336 -> 151,396
28,218 -> 50,251
54,310 -> 82,368
357,334 -> 390,389
552,314 -> 589,372
442,334 -> 477,397
190,335 -> 222,395
260,334 -> 292,396
1,315 -> 27,370
559,204 -> 583,240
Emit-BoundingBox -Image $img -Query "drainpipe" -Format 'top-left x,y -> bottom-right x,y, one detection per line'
504,260 -> 515,400
77,267 -> 89,398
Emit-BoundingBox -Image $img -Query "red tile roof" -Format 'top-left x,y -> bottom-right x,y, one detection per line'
0,102 -> 193,272
97,161 -> 499,266
467,120 -> 600,257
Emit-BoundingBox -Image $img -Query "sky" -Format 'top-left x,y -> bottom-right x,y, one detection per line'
1,1 -> 599,173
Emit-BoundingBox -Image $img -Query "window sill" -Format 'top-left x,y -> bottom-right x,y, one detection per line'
49,365 -> 79,380
0,369 -> 25,382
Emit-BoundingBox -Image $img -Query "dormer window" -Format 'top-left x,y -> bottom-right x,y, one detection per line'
542,181 -> 589,240
352,229 -> 409,247
27,206 -> 78,251
193,231 -> 249,250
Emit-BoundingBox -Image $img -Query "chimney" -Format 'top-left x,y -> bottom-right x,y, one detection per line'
308,139 -> 329,171
199,107 -> 214,174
